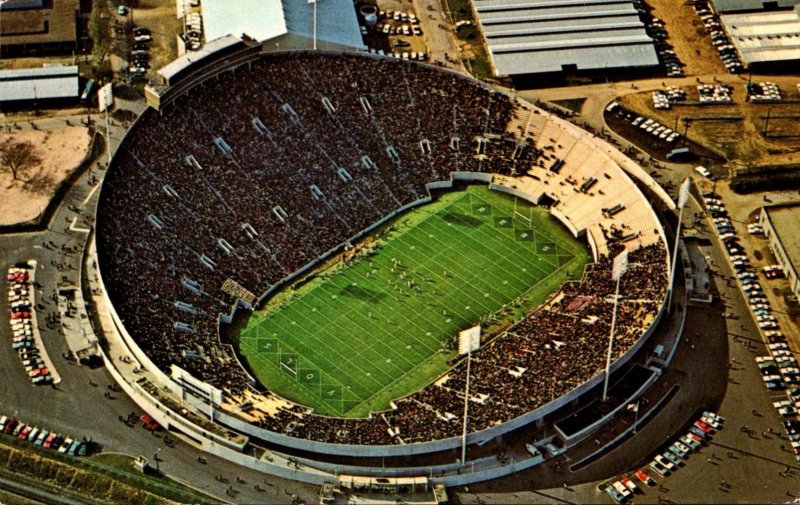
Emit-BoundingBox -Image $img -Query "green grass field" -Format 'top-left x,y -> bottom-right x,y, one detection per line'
238,186 -> 590,417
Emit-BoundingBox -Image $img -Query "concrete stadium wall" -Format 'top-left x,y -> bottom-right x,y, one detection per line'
294,454 -> 497,478
433,454 -> 544,487
98,45 -> 672,464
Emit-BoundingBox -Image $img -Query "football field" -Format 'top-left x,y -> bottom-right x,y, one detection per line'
238,185 -> 590,417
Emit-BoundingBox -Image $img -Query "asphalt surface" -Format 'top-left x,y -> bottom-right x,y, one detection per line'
2,75 -> 798,505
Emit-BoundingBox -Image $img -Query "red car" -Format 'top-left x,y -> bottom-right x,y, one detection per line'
139,413 -> 161,431
43,432 -> 57,448
694,420 -> 714,433
10,312 -> 30,320
3,419 -> 17,434
17,426 -> 32,440
634,469 -> 656,486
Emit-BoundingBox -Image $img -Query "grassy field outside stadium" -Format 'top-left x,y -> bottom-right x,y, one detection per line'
238,185 -> 590,417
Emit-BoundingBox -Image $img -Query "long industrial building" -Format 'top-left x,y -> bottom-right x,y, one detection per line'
473,0 -> 659,78
712,0 -> 798,12
719,4 -> 800,67
0,0 -> 81,57
760,204 -> 800,301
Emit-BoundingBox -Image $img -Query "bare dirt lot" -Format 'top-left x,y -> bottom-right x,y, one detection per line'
112,0 -> 181,82
644,0 -> 725,77
618,80 -> 800,167
0,126 -> 91,226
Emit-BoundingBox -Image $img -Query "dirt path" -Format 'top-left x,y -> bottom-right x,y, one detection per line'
645,0 -> 726,77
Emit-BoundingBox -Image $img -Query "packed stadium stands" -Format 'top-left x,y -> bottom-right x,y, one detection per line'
97,51 -> 668,445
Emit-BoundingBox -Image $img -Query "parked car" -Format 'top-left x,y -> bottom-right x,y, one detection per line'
634,469 -> 656,486
650,460 -> 670,476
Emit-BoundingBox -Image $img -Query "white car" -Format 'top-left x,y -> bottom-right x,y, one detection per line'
695,166 -> 712,178
654,454 -> 675,471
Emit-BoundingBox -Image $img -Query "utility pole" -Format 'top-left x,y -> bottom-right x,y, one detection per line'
763,105 -> 772,137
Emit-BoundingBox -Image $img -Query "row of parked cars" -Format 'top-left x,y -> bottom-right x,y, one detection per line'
128,26 -> 152,78
747,82 -> 782,103
366,47 -> 428,61
609,107 -> 683,145
649,412 -> 724,479
0,415 -> 87,456
631,116 -> 681,144
604,412 -> 724,503
632,1 -> 684,78
705,195 -> 800,461
369,9 -> 422,36
7,266 -> 51,385
693,2 -> 743,73
652,87 -> 686,110
697,83 -> 733,103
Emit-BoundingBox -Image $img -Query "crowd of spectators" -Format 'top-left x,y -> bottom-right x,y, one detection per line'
97,52 -> 667,446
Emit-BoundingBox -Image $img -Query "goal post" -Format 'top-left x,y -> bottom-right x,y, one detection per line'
513,196 -> 534,226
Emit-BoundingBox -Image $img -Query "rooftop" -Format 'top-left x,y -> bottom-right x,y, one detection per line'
202,0 -> 288,43
0,65 -> 79,103
201,0 -> 364,49
721,8 -> 800,64
712,0 -> 798,12
473,0 -> 658,76
765,203 -> 800,276
158,34 -> 244,84
0,0 -> 78,46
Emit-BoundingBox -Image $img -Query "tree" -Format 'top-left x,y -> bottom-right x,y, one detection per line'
89,0 -> 113,67
0,139 -> 42,182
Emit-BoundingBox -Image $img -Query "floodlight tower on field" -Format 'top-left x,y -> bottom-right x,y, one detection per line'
459,326 -> 481,465
309,0 -> 319,50
667,178 -> 691,309
602,249 -> 628,402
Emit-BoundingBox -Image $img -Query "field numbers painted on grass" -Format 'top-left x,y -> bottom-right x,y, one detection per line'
257,339 -> 278,353
237,186 -> 589,417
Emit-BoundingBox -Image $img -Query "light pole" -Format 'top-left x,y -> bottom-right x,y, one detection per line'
667,178 -> 691,309
461,348 -> 472,464
458,327 -> 480,465
602,249 -> 628,402
309,0 -> 319,50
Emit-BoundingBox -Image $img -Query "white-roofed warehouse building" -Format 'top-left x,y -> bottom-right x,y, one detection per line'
473,0 -> 659,78
0,65 -> 79,108
201,0 -> 365,52
719,4 -> 800,68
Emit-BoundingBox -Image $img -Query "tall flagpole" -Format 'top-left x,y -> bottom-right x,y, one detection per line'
602,250 -> 628,402
668,178 -> 691,309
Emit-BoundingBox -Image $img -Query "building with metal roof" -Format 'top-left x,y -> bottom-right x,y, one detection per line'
0,0 -> 80,57
712,0 -> 798,12
0,65 -> 79,105
721,6 -> 800,66
761,203 -> 800,301
201,0 -> 364,51
473,0 -> 659,77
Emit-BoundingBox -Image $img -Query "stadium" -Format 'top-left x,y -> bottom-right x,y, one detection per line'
94,47 -> 674,481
